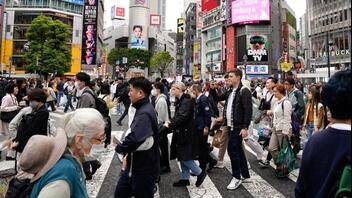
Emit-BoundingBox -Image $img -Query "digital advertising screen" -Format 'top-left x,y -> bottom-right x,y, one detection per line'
231,0 -> 270,24
246,34 -> 269,62
81,0 -> 98,66
62,0 -> 84,5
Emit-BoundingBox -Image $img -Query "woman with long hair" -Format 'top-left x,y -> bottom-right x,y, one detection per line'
303,86 -> 325,139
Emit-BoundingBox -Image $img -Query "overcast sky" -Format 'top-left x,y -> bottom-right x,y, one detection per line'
165,0 -> 307,31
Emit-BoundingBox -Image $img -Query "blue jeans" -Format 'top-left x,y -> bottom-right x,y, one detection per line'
64,95 -> 74,112
56,91 -> 64,107
116,103 -> 125,114
306,123 -> 314,139
180,160 -> 202,180
228,129 -> 250,180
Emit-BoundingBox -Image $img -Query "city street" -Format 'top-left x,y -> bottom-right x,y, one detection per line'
47,106 -> 298,198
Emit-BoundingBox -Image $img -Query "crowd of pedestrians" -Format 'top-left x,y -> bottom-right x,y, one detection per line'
0,69 -> 350,198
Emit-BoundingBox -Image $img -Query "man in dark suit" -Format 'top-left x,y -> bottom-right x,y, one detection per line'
191,83 -> 217,172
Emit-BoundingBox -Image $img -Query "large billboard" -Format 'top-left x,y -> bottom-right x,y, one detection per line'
130,25 -> 147,49
231,0 -> 270,24
62,0 -> 84,5
201,0 -> 219,12
81,0 -> 98,66
246,34 -> 269,62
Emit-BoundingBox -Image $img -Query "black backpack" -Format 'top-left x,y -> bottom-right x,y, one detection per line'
259,92 -> 274,111
83,90 -> 109,118
5,178 -> 33,198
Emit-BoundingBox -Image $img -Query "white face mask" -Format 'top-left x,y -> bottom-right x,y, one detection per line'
151,89 -> 157,96
89,143 -> 105,156
74,82 -> 79,89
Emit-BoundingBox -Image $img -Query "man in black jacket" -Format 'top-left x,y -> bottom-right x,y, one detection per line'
116,81 -> 131,126
115,77 -> 160,198
225,69 -> 252,190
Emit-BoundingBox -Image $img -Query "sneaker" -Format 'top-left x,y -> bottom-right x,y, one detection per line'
258,160 -> 269,168
195,170 -> 207,187
241,176 -> 251,183
173,179 -> 190,187
227,177 -> 242,190
214,161 -> 224,169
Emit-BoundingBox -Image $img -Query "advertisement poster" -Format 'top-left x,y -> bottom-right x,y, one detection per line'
177,18 -> 185,33
246,34 -> 269,62
81,0 -> 98,66
196,0 -> 203,29
220,0 -> 227,21
130,25 -> 147,49
201,0 -> 219,12
232,0 -> 270,24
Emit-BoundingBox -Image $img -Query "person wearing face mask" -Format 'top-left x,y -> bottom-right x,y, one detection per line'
153,82 -> 170,174
10,88 -> 49,154
13,108 -> 105,198
75,72 -> 96,109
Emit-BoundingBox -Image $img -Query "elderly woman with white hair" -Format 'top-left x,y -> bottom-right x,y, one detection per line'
11,108 -> 105,198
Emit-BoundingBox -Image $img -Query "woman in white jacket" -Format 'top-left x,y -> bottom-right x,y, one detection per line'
267,84 -> 292,165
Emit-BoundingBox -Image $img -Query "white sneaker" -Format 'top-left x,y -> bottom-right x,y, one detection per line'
214,161 -> 224,168
241,176 -> 251,183
247,161 -> 251,170
227,177 -> 242,190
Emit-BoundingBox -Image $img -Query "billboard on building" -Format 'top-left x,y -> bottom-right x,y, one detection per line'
220,0 -> 227,21
196,0 -> 203,29
150,15 -> 161,26
226,26 -> 235,71
81,0 -> 98,66
130,25 -> 147,49
201,0 -> 219,12
177,18 -> 185,33
246,34 -> 269,62
62,0 -> 84,5
111,6 -> 126,20
231,0 -> 270,24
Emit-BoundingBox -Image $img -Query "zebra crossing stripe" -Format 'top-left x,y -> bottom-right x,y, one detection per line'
221,153 -> 286,198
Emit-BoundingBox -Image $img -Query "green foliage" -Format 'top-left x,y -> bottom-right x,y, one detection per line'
150,51 -> 174,77
24,15 -> 71,76
107,48 -> 151,69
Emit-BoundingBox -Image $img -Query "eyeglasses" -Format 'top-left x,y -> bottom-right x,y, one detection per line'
91,134 -> 106,144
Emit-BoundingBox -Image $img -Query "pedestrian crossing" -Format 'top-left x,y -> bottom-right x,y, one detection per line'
47,110 -> 299,198
91,131 -> 298,198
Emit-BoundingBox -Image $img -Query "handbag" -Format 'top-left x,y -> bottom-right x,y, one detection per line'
275,137 -> 297,178
212,129 -> 223,148
1,96 -> 19,123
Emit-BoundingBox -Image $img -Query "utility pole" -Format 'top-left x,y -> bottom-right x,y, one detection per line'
326,31 -> 332,78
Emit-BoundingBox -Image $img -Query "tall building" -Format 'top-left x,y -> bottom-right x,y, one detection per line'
184,3 -> 197,75
299,12 -> 309,70
281,0 -> 297,63
1,0 -> 84,75
304,0 -> 351,81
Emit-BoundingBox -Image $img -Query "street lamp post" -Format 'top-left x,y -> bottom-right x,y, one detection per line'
242,54 -> 248,80
326,32 -> 333,78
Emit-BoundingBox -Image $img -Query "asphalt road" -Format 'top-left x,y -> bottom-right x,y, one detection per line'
0,106 -> 298,198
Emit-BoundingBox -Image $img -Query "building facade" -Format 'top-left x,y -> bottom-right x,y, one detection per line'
304,0 -> 351,81
184,2 -> 197,75
1,0 -> 84,75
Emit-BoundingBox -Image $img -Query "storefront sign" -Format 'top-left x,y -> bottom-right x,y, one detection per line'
81,0 -> 98,66
202,7 -> 221,29
246,34 -> 269,62
246,65 -> 269,74
62,0 -> 83,5
150,15 -> 161,26
177,18 -> 185,33
220,0 -> 227,21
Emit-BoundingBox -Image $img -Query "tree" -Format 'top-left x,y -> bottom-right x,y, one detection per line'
24,15 -> 71,77
107,48 -> 151,71
150,51 -> 174,78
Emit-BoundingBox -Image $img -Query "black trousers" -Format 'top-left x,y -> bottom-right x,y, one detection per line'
228,129 -> 250,179
115,170 -> 155,198
47,101 -> 56,111
197,129 -> 212,171
104,116 -> 112,145
159,132 -> 170,169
